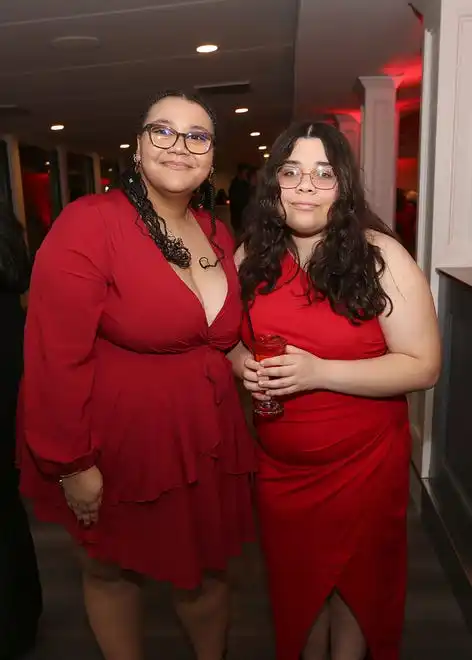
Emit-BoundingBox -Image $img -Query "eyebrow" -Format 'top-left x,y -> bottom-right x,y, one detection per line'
147,118 -> 213,133
284,159 -> 332,167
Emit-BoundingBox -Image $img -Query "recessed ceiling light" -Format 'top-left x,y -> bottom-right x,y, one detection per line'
50,124 -> 64,131
45,161 -> 50,166
235,107 -> 248,114
196,44 -> 218,54
250,131 -> 261,137
108,168 -> 113,172
258,145 -> 267,150
120,144 -> 130,149
263,153 -> 270,158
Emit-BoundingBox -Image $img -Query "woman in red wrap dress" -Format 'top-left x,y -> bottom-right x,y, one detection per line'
229,121 -> 440,660
19,91 -> 256,660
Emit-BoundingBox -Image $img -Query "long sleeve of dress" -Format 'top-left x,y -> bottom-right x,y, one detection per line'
23,197 -> 111,479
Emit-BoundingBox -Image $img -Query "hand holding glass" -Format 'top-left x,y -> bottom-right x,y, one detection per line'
253,335 -> 288,419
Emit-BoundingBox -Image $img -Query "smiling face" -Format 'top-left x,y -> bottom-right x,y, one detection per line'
136,96 -> 215,197
279,137 -> 338,237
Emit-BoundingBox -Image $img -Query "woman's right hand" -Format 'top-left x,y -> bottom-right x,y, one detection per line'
243,356 -> 270,401
60,465 -> 103,527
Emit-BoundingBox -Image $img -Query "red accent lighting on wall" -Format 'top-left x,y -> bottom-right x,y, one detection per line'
382,55 -> 423,88
327,109 -> 362,123
22,172 -> 52,228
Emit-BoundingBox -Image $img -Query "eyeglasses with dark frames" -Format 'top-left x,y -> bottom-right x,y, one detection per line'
143,123 -> 214,155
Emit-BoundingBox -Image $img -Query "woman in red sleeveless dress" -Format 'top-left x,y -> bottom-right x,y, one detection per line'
19,92 -> 256,660
230,122 -> 440,660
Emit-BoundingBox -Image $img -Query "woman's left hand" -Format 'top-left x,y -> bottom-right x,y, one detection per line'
257,345 -> 326,397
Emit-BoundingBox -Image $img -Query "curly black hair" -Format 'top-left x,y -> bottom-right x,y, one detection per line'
120,90 -> 222,269
239,121 -> 395,323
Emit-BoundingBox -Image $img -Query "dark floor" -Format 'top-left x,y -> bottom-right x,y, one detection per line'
25,503 -> 472,660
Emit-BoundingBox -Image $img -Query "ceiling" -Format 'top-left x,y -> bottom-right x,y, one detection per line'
294,0 -> 423,118
0,0 -> 422,175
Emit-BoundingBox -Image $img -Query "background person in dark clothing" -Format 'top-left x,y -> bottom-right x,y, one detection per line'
215,188 -> 228,206
229,163 -> 250,237
0,202 -> 42,659
395,188 -> 417,256
247,166 -> 259,197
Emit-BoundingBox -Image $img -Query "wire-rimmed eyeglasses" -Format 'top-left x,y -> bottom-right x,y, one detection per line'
277,164 -> 337,190
143,123 -> 214,155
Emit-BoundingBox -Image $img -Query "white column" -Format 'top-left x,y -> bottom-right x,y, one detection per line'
408,5 -> 440,478
57,145 -> 69,208
410,0 -> 472,480
416,0 -> 472,293
358,76 -> 399,229
91,153 -> 102,194
335,114 -> 361,163
3,135 -> 26,227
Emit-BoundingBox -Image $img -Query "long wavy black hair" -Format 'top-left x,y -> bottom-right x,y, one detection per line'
120,90 -> 222,269
239,121 -> 396,323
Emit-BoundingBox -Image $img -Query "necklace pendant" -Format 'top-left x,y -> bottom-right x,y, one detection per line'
199,256 -> 217,270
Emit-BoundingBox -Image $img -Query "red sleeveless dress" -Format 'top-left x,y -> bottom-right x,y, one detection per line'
242,254 -> 411,660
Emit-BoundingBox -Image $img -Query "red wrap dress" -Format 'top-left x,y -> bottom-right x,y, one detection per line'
242,253 -> 411,660
19,190 -> 256,588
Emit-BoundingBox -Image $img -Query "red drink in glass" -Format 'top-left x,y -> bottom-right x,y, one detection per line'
253,334 -> 287,419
